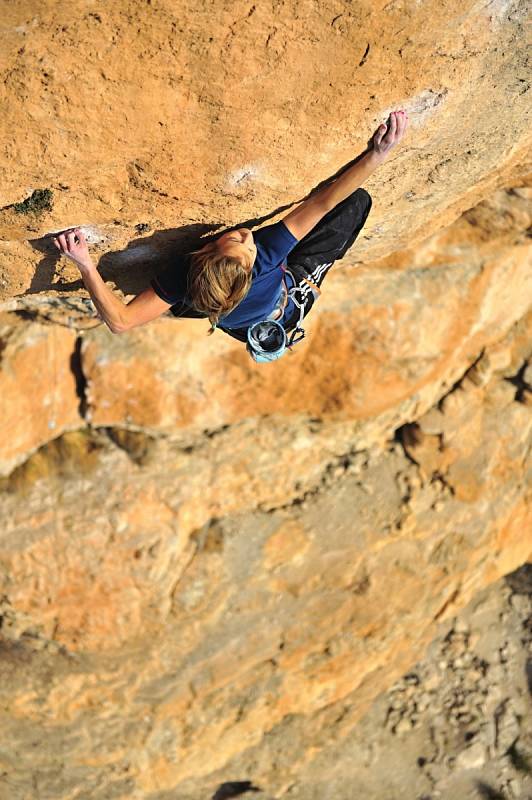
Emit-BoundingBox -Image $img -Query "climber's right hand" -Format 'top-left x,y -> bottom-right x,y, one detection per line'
53,228 -> 94,272
370,110 -> 408,161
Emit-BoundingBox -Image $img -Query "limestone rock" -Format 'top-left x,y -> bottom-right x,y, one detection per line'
78,210 -> 531,436
0,2 -> 531,797
0,315 -> 80,474
454,741 -> 488,770
0,1 -> 531,299
0,314 -> 530,797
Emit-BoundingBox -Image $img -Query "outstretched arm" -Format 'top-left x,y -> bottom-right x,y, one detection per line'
53,230 -> 172,333
283,109 -> 408,241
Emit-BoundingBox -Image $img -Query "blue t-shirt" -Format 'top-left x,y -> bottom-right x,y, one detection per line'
151,221 -> 299,329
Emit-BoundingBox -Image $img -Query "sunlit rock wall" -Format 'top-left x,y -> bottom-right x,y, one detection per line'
0,1 -> 531,798
1,307 -> 531,798
0,183 -> 530,799
0,0 -> 530,298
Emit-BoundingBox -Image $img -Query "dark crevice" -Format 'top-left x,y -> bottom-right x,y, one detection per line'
395,422 -> 421,465
436,349 -> 486,410
504,563 -> 532,595
259,447 -> 369,514
358,42 -> 370,66
203,422 -> 232,440
190,518 -> 225,553
102,427 -> 158,466
504,359 -> 531,402
212,782 -> 261,800
13,308 -> 39,322
507,742 -> 532,774
69,336 -> 88,419
431,470 -> 456,496
393,422 -> 420,467
474,782 -> 506,800
434,587 -> 460,621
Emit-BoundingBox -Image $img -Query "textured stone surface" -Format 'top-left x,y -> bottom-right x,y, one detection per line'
276,564 -> 532,800
0,0 -> 530,301
0,314 -> 79,474
80,186 -> 531,432
0,2 -> 531,797
0,161 -> 530,800
0,183 -> 529,480
0,312 -> 530,797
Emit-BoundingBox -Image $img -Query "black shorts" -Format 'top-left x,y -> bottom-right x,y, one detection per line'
222,188 -> 372,343
283,187 -> 372,329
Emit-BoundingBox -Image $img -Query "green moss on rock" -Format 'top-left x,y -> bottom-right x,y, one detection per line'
12,189 -> 54,215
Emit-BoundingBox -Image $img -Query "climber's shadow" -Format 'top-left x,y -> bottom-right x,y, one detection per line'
27,237 -> 84,294
27,222 -> 220,297
26,210 -> 285,297
27,145 -> 374,297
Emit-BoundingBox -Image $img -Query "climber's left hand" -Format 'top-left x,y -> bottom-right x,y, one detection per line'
53,228 -> 94,271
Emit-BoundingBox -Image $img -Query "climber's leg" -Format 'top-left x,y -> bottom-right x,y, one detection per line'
287,187 -> 372,272
284,187 -> 372,326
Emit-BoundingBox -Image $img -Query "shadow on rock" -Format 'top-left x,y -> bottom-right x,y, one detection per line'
475,781 -> 506,799
25,150 -> 374,298
27,222 -> 215,297
212,781 -> 262,799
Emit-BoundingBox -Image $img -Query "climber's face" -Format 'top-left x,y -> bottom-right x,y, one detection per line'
214,228 -> 257,271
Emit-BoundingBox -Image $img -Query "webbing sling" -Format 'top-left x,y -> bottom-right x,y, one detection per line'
283,269 -> 321,348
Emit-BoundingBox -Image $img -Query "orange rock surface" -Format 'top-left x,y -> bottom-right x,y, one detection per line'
0,315 -> 79,473
0,1 -> 531,797
0,314 -> 530,796
0,0 -> 530,299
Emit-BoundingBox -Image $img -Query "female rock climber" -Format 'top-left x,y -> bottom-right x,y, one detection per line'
54,109 -> 408,361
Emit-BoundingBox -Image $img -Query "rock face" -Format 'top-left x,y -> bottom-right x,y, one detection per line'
0,281 -> 531,796
277,564 -> 532,800
1,183 -> 530,476
0,2 -> 531,798
80,186 -> 531,433
0,0 -> 530,298
0,315 -> 80,474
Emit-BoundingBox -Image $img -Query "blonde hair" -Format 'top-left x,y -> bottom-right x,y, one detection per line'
187,243 -> 252,334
